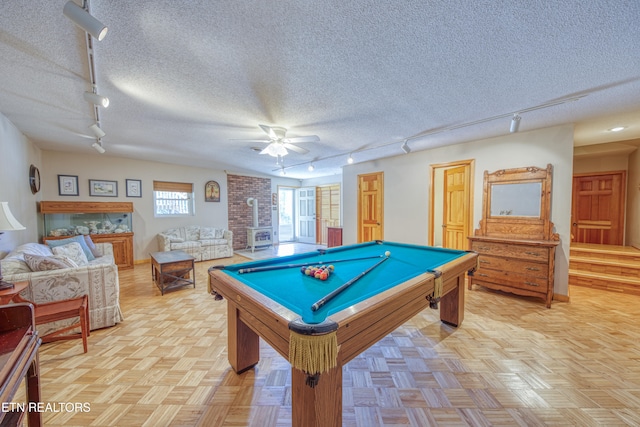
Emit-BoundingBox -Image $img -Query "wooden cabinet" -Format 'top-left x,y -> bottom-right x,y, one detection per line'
327,227 -> 343,247
468,165 -> 559,307
468,236 -> 558,307
39,201 -> 134,269
43,233 -> 134,270
0,303 -> 42,427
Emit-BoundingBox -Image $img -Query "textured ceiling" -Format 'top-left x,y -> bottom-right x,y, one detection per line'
1,1 -> 639,179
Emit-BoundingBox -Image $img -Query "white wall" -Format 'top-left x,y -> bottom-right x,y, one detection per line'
0,113 -> 42,256
627,147 -> 640,248
41,151 -> 230,261
343,124 -> 574,297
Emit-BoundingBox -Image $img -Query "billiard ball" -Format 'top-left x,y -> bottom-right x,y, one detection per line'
385,251 -> 391,257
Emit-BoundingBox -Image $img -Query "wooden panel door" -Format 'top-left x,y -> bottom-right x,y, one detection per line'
443,166 -> 469,250
571,172 -> 625,245
358,172 -> 384,243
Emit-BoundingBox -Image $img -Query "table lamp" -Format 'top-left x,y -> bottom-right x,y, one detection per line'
0,202 -> 26,290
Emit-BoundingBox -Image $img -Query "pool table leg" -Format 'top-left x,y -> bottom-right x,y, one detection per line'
291,363 -> 342,427
227,301 -> 260,373
439,274 -> 465,327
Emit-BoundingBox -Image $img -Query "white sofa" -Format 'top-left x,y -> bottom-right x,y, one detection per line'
157,225 -> 233,261
0,242 -> 123,336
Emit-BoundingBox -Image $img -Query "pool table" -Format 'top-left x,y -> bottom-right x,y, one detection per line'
208,240 -> 478,427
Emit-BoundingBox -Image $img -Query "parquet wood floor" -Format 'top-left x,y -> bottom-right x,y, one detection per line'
33,254 -> 640,426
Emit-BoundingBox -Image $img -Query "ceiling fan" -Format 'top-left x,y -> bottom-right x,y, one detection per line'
237,125 -> 319,157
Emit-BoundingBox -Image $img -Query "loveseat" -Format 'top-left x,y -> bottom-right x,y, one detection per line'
157,225 -> 233,261
0,241 -> 123,336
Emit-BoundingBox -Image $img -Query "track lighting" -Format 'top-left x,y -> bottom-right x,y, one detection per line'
347,153 -> 354,164
280,166 -> 286,176
308,163 -> 315,172
510,114 -> 521,133
89,123 -> 105,138
92,141 -> 105,153
63,1 -> 108,41
401,140 -> 411,154
84,91 -> 109,108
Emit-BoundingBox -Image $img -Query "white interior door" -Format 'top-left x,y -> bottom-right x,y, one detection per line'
297,187 -> 316,243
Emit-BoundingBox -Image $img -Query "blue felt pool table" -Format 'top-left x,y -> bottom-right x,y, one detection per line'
208,240 -> 478,427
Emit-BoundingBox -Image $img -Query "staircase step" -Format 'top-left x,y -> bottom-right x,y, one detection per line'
570,256 -> 640,278
570,245 -> 640,263
569,270 -> 640,296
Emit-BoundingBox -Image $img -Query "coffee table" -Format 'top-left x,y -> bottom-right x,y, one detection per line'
150,250 -> 196,295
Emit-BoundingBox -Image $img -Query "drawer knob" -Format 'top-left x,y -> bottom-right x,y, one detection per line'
479,260 -> 490,264
525,267 -> 540,271
524,251 -> 540,256
524,281 -> 539,287
478,273 -> 488,277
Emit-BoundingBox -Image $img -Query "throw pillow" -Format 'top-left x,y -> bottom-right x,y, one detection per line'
24,253 -> 79,271
214,228 -> 224,239
46,235 -> 95,261
200,227 -> 216,239
51,242 -> 89,266
83,235 -> 101,257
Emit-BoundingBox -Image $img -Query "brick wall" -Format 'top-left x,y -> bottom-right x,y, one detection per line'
227,174 -> 272,250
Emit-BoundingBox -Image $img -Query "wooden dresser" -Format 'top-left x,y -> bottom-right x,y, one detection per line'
468,165 -> 559,308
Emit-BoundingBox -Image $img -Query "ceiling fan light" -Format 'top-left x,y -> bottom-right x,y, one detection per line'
308,163 -> 315,172
262,142 -> 288,157
347,153 -> 354,164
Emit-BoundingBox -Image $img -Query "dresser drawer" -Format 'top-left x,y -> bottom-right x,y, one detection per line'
477,255 -> 548,278
471,268 -> 549,292
471,241 -> 550,262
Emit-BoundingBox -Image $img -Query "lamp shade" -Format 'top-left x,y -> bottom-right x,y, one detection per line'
0,202 -> 26,231
63,0 -> 108,41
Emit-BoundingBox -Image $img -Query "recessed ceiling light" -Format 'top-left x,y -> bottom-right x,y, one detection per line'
608,126 -> 626,132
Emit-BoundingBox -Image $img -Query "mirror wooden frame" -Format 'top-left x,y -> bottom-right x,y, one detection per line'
476,164 -> 558,241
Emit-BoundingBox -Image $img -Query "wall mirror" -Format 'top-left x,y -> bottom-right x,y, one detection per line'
489,182 -> 542,217
476,164 -> 557,240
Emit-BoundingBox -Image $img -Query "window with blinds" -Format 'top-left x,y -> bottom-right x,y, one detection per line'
153,181 -> 194,216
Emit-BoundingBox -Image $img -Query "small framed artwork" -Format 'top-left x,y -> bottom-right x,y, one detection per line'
205,180 -> 220,202
89,179 -> 118,197
272,193 -> 278,206
126,179 -> 142,197
58,175 -> 79,196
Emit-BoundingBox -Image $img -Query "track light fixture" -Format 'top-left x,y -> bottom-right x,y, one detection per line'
89,123 -> 106,138
308,163 -> 315,172
84,91 -> 109,108
347,153 -> 354,164
510,114 -> 521,133
63,0 -> 108,41
92,140 -> 105,154
401,140 -> 411,154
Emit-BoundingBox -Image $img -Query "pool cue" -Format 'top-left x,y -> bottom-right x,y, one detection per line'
237,254 -> 385,274
311,255 -> 390,312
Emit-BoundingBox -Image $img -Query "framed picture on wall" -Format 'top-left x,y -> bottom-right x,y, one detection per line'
89,179 -> 118,197
126,179 -> 142,197
58,175 -> 79,196
205,180 -> 220,202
